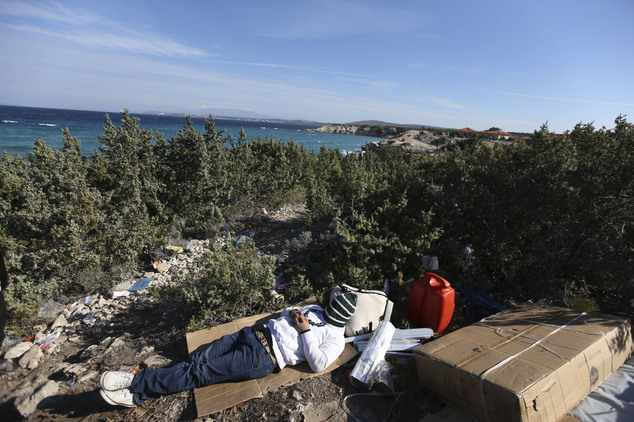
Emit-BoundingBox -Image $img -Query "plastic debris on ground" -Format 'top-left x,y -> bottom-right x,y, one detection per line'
421,256 -> 439,271
82,312 -> 96,325
457,289 -> 506,322
348,328 -> 434,352
233,235 -> 248,246
458,244 -> 480,272
128,277 -> 157,292
165,245 -> 184,255
148,246 -> 168,261
569,355 -> 634,422
38,332 -> 60,350
349,319 -> 396,390
570,297 -> 600,312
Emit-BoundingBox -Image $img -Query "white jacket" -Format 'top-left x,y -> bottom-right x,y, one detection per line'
266,304 -> 345,372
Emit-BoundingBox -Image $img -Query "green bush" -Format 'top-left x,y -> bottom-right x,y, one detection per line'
182,237 -> 278,330
1,112 -> 631,329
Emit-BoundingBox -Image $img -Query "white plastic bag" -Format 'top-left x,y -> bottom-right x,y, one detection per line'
349,319 -> 396,389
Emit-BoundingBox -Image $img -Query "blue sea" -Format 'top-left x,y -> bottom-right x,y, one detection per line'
0,105 -> 380,157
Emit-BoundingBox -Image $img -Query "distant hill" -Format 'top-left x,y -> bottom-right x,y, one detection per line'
346,120 -> 448,130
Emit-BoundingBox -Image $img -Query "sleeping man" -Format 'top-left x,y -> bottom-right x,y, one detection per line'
99,293 -> 357,407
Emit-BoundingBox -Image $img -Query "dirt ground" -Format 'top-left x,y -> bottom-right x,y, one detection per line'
0,203 -> 448,422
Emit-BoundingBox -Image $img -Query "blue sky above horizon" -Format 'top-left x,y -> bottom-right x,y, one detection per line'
0,0 -> 632,133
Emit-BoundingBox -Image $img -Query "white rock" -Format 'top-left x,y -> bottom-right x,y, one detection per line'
143,354 -> 172,368
80,344 -> 99,360
155,262 -> 171,273
14,380 -> 59,418
18,344 -> 43,369
51,314 -> 68,330
136,345 -> 155,357
34,331 -> 48,344
104,337 -> 126,355
63,363 -> 88,377
4,342 -> 33,360
78,370 -> 98,383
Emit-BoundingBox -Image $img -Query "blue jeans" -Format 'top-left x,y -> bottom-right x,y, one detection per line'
129,326 -> 275,403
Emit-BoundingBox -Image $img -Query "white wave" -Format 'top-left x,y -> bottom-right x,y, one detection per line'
2,120 -> 18,123
38,123 -> 57,126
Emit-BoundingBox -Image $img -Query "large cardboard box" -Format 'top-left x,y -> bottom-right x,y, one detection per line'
414,304 -> 633,422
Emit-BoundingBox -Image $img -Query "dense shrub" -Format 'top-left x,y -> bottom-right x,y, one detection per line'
302,118 -> 633,317
0,113 -> 631,329
182,237 -> 277,330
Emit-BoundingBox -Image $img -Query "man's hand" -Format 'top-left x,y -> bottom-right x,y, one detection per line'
289,309 -> 310,333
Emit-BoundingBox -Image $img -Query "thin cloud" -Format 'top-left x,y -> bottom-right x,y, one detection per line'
0,1 -> 207,58
491,90 -> 634,107
0,0 -> 100,25
205,59 -> 389,80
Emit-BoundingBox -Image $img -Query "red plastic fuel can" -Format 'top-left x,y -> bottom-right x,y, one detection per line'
407,272 -> 455,333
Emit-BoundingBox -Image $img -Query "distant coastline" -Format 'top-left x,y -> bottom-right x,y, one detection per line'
309,123 -> 529,154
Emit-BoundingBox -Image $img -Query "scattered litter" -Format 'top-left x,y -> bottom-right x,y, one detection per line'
421,256 -> 439,271
84,296 -> 91,305
112,291 -> 130,298
128,277 -> 157,292
348,328 -> 433,352
70,305 -> 85,318
343,391 -> 411,422
349,320 -> 396,389
457,288 -> 506,322
346,328 -> 433,343
458,244 -> 480,272
82,312 -> 96,325
165,245 -> 184,255
38,332 -> 60,350
148,246 -> 168,261
570,297 -> 600,312
233,235 -> 248,246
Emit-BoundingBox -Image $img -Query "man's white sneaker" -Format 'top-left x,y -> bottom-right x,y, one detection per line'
100,388 -> 136,407
100,371 -> 135,391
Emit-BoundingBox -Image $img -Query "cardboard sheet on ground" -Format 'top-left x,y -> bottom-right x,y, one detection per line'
185,298 -> 359,417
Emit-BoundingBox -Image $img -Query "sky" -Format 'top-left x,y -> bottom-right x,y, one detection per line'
0,0 -> 633,133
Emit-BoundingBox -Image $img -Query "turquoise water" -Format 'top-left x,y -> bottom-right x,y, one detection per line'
0,105 -> 380,157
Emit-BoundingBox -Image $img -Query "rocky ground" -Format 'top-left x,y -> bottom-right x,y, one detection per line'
0,203 -> 446,422
363,130 -> 514,154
